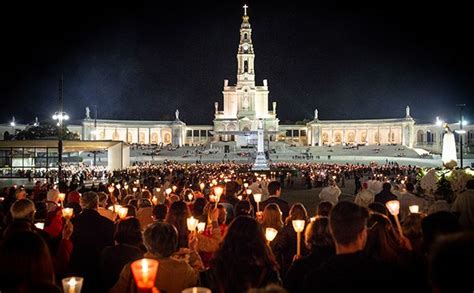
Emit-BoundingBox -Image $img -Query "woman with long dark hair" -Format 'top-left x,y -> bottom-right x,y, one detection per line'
201,216 -> 280,292
272,203 -> 309,277
165,200 -> 191,248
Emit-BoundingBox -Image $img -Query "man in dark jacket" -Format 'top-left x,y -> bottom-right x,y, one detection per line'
374,182 -> 397,206
70,191 -> 114,293
302,201 -> 403,292
260,181 -> 290,220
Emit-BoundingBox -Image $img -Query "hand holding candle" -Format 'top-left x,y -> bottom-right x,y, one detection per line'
292,220 -> 305,257
253,193 -> 262,212
386,200 -> 403,237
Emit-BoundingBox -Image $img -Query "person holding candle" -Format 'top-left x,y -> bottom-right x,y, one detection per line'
70,191 -> 115,292
271,203 -> 308,277
398,183 -> 427,222
199,216 -> 280,293
284,217 -> 335,293
111,222 -> 202,293
302,201 -> 403,292
261,204 -> 284,233
97,192 -> 117,221
165,201 -> 192,249
99,218 -> 145,291
364,213 -> 412,265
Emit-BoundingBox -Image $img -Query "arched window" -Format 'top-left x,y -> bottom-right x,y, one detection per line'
244,60 -> 248,73
244,33 -> 247,40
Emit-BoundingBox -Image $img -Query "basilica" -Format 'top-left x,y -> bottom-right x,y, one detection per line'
2,5 -> 473,156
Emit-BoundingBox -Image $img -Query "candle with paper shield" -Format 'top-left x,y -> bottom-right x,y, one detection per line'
292,220 -> 305,257
200,182 -> 205,192
409,205 -> 419,214
265,227 -> 278,245
62,208 -> 73,220
214,186 -> 224,208
197,222 -> 206,233
152,196 -> 158,206
130,258 -> 159,289
386,200 -> 403,237
165,188 -> 172,196
253,193 -> 262,212
118,207 -> 128,220
58,193 -> 66,207
35,222 -> 45,230
187,216 -> 199,232
62,277 -> 83,293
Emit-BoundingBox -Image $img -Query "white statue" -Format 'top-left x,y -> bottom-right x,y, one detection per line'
85,107 -> 91,119
243,94 -> 249,110
175,109 -> 180,120
314,108 -> 318,120
406,105 -> 410,117
272,102 -> 277,114
214,102 -> 218,114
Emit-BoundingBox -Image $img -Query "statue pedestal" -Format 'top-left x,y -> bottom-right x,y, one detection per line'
252,119 -> 269,170
253,152 -> 269,170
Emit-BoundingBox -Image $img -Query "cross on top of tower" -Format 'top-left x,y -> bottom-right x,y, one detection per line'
243,4 -> 248,16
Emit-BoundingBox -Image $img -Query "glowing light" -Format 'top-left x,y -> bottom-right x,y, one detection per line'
265,227 -> 278,242
386,200 -> 400,216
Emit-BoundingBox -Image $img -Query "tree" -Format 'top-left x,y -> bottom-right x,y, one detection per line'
13,123 -> 80,140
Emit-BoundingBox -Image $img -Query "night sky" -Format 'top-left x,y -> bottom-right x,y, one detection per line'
1,1 -> 472,125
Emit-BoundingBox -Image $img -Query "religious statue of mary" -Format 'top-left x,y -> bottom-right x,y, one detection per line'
441,123 -> 457,169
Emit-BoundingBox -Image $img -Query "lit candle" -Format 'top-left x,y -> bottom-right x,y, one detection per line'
108,204 -> 122,213
292,220 -> 305,257
118,207 -> 128,220
132,187 -> 138,193
253,193 -> 262,212
62,208 -> 73,220
214,186 -> 224,208
34,222 -> 45,230
187,216 -> 199,232
108,186 -> 115,194
237,195 -> 243,201
61,277 -> 83,293
265,227 -> 278,244
165,188 -> 172,196
187,193 -> 193,201
116,184 -> 121,190
200,182 -> 205,192
244,182 -> 249,189
386,200 -> 403,237
130,258 -> 159,289
172,185 -> 177,193
409,205 -> 419,214
197,222 -> 206,233
58,193 -> 66,202
152,196 -> 158,206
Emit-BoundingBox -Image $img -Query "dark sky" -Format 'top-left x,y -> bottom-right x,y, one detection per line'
1,1 -> 472,125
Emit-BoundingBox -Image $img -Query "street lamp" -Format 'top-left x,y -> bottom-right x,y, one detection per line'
455,104 -> 466,168
52,75 -> 69,183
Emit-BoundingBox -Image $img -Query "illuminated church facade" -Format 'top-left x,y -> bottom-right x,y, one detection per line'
2,5 -> 473,155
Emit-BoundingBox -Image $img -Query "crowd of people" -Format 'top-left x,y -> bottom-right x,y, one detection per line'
0,161 -> 473,292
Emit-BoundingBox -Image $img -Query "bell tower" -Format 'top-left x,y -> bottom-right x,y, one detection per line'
236,4 -> 255,87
